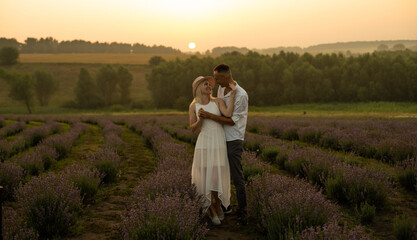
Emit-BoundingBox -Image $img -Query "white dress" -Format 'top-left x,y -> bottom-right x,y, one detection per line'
192,100 -> 231,211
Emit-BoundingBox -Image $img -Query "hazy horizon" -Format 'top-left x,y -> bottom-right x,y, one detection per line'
1,0 -> 416,52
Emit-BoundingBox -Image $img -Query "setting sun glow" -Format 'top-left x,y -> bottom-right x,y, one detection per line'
188,42 -> 196,49
0,0 -> 416,52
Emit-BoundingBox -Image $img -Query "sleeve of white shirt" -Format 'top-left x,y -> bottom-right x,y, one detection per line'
231,94 -> 248,123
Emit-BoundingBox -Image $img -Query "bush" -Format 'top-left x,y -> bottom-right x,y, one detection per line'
397,158 -> 417,192
298,221 -> 370,239
247,174 -> 338,239
120,193 -> 207,240
63,164 -> 103,200
393,214 -> 415,240
16,152 -> 44,176
0,162 -> 25,201
88,149 -> 120,184
325,166 -> 391,208
359,202 -> 376,224
261,146 -> 279,163
109,104 -> 125,112
0,46 -> 19,65
15,173 -> 82,238
3,207 -> 38,240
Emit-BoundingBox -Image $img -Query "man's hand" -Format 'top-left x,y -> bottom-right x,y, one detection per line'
198,108 -> 211,119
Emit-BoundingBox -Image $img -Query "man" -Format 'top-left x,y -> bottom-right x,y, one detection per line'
198,63 -> 248,226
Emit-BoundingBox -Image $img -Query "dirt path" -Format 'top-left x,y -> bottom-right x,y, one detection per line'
68,125 -> 157,240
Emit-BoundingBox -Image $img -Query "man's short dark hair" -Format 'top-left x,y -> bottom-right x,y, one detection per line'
213,63 -> 231,75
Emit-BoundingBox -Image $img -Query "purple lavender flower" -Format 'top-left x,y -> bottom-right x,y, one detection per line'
88,148 -> 120,184
2,206 -> 39,240
62,163 -> 103,199
14,172 -> 82,238
119,192 -> 208,240
0,161 -> 25,201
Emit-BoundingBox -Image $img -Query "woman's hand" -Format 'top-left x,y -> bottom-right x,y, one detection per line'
229,82 -> 237,94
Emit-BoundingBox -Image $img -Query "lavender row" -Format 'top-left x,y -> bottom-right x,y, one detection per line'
244,132 -> 392,211
2,121 -> 105,239
120,119 -> 208,239
396,157 -> 417,192
0,117 -> 4,128
248,117 -> 417,163
158,118 -> 369,239
0,121 -> 26,139
95,118 -> 124,154
0,121 -> 62,162
0,122 -> 87,201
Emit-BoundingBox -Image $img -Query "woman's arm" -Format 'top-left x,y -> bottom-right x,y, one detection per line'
216,82 -> 236,117
189,102 -> 202,133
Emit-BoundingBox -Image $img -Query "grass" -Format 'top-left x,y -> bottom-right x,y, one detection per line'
2,102 -> 417,118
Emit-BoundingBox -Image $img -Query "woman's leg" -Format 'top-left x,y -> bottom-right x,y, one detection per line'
209,191 -> 218,217
211,191 -> 222,214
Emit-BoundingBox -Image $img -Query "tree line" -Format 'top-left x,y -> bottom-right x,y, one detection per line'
0,37 -> 181,54
0,47 -> 134,113
147,50 -> 417,108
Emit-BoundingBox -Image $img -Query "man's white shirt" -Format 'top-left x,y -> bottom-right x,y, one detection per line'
217,82 -> 248,141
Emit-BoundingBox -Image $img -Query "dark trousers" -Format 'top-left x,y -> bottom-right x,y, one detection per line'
227,140 -> 247,217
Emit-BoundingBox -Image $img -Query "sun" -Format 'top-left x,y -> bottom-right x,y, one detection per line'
188,42 -> 196,49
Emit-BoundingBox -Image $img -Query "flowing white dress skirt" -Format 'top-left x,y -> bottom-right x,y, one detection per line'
192,101 -> 231,211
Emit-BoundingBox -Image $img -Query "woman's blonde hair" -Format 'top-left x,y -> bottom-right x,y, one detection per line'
193,80 -> 214,104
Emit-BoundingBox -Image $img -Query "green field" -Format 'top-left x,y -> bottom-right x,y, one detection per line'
1,54 -> 417,117
0,62 -> 151,108
18,53 -> 195,64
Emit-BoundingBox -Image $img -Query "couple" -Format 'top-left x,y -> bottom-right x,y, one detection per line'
189,63 -> 248,226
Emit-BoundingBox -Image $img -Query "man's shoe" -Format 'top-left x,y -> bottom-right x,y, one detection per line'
221,205 -> 232,214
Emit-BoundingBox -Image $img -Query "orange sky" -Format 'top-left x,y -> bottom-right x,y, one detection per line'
1,0 -> 416,52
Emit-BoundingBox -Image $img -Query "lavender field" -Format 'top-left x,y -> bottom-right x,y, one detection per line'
1,114 -> 416,240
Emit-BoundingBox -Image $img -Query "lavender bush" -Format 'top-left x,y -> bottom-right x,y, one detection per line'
247,174 -> 338,239
2,207 -> 39,240
120,192 -> 208,240
396,158 -> 417,191
247,117 -> 417,163
88,148 -> 121,184
0,139 -> 11,161
16,152 -> 44,176
14,173 -> 82,239
242,151 -> 271,181
297,220 -> 370,240
0,121 -> 25,138
325,164 -> 391,208
63,163 -> 103,200
0,161 -> 25,201
393,214 -> 416,240
34,144 -> 59,170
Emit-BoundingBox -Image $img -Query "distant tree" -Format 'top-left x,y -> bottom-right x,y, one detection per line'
8,73 -> 35,114
96,65 -> 118,106
392,43 -> 406,51
117,66 -> 133,105
148,56 -> 166,66
74,68 -> 101,108
376,44 -> 389,51
33,70 -> 59,106
0,37 -> 20,49
0,47 -> 19,65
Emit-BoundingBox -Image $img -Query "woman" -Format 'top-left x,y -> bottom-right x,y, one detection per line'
189,76 -> 236,225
